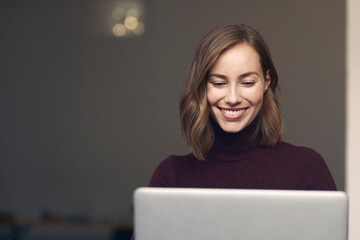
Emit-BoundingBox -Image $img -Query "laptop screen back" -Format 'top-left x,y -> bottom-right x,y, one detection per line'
134,188 -> 348,240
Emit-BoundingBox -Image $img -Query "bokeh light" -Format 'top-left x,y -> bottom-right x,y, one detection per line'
126,8 -> 140,18
132,22 -> 145,35
111,7 -> 125,21
112,23 -> 127,37
124,16 -> 138,30
111,3 -> 145,38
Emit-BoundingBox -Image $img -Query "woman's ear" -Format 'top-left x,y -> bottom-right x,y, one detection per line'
264,69 -> 271,92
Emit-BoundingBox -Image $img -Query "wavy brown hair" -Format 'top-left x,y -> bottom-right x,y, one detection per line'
180,23 -> 283,160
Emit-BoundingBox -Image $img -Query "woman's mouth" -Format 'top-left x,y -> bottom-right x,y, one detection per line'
219,107 -> 248,120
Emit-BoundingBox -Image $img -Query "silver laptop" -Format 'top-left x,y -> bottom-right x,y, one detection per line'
134,187 -> 348,240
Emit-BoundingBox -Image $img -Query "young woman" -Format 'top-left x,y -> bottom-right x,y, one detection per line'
148,23 -> 336,190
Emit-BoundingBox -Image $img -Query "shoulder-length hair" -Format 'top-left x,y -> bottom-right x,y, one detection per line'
179,23 -> 283,160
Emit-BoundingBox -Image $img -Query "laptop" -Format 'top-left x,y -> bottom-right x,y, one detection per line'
134,187 -> 348,240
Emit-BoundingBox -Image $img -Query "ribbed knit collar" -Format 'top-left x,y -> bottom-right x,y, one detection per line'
205,118 -> 260,161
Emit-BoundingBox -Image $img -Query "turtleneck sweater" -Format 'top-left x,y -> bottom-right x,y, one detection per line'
148,120 -> 337,190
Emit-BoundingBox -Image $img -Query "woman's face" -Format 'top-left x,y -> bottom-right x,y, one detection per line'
206,43 -> 270,133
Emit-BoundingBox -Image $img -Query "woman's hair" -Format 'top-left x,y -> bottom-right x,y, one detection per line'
179,23 -> 283,160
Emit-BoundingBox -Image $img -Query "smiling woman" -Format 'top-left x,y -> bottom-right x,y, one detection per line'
180,23 -> 282,160
147,23 -> 336,191
206,44 -> 270,133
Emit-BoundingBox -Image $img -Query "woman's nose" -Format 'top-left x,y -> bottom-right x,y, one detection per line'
224,86 -> 242,105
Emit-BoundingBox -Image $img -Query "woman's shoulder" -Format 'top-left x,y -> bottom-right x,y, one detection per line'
272,141 -> 324,159
265,141 -> 328,170
273,141 -> 336,190
158,152 -> 197,166
276,141 -> 326,165
148,153 -> 196,187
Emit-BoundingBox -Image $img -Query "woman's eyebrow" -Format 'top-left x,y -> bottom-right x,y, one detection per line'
208,72 -> 259,79
208,73 -> 227,79
239,72 -> 259,78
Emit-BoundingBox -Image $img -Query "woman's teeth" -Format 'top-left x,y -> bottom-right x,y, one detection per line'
221,109 -> 245,116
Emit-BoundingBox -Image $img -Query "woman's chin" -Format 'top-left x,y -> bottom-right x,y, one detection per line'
218,123 -> 246,133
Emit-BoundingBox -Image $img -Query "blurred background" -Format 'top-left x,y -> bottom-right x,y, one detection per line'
0,0 -> 348,239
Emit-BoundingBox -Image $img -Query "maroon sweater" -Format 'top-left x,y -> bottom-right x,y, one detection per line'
148,120 -> 337,190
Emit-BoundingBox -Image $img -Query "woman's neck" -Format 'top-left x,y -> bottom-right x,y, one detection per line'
205,118 -> 260,161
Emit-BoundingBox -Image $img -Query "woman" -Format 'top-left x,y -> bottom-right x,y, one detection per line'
149,23 -> 336,190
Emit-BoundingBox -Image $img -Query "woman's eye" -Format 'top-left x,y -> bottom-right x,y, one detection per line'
243,81 -> 255,86
211,82 -> 225,87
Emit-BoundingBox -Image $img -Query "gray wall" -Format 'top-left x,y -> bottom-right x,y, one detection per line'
0,0 -> 345,223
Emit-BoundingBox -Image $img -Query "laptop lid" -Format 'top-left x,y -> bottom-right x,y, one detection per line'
134,187 -> 348,240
